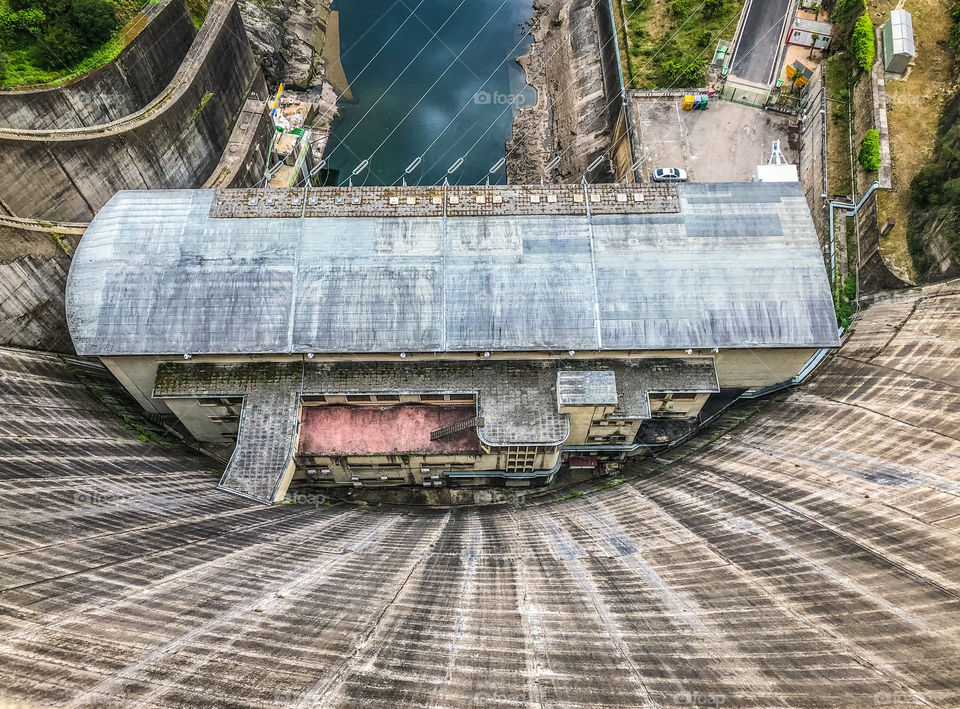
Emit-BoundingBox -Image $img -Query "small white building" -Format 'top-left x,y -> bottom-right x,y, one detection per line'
788,18 -> 833,50
883,9 -> 915,74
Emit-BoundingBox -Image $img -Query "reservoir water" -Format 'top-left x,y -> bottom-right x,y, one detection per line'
324,0 -> 537,186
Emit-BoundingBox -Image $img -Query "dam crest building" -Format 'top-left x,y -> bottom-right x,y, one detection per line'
65,182 -> 839,503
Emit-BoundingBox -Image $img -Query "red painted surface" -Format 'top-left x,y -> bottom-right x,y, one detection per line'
298,404 -> 481,456
568,456 -> 598,469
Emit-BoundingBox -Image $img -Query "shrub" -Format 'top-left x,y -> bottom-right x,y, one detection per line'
851,13 -> 875,71
0,52 -> 7,81
71,0 -> 115,46
657,58 -> 706,88
911,166 -> 944,206
670,0 -> 688,18
858,129 -> 880,172
703,0 -> 726,18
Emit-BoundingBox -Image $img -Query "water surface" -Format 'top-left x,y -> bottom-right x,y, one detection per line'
324,0 -> 536,186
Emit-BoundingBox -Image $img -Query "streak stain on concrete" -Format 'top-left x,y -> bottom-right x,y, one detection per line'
1,281 -> 959,706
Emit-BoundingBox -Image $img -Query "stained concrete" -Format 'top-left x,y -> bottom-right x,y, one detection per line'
0,0 -> 195,130
0,280 -> 959,706
0,0 -> 266,222
0,220 -> 82,353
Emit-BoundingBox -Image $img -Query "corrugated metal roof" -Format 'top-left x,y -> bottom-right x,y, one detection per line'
884,9 -> 915,58
791,18 -> 833,35
66,183 -> 839,355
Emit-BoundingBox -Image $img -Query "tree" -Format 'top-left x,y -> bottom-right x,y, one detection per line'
70,0 -> 115,46
32,22 -> 86,69
809,33 -> 820,58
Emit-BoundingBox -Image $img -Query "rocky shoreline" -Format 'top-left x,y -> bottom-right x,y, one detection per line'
507,0 -> 614,184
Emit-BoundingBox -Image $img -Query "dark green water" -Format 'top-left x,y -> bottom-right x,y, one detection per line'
324,0 -> 536,186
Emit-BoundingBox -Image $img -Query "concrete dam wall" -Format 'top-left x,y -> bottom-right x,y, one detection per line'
0,281 -> 958,706
0,0 -> 267,222
0,0 -> 195,131
0,218 -> 83,354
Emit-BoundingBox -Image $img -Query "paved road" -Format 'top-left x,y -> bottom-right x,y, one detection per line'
729,0 -> 794,86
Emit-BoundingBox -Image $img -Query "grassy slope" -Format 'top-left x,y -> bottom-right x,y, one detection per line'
614,0 -> 744,89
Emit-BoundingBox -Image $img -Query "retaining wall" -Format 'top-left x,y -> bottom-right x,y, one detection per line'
0,0 -> 195,131
0,0 -> 267,222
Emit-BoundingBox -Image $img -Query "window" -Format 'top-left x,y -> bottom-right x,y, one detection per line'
301,395 -> 326,404
648,393 -> 667,401
505,446 -> 538,473
449,393 -> 474,401
375,394 -> 400,402
346,395 -> 371,402
420,394 -> 446,403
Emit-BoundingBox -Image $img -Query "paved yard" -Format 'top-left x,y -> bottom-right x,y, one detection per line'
632,97 -> 799,183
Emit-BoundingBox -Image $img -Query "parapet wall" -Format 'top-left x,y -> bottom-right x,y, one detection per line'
0,0 -> 195,131
0,0 -> 266,222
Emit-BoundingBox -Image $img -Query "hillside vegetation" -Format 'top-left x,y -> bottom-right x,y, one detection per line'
0,0 -> 143,87
614,0 -> 744,89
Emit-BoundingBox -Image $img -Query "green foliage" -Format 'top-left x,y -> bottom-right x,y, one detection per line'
0,51 -> 7,80
0,7 -> 46,39
833,274 -> 857,329
71,0 -> 115,45
906,90 -> 960,281
618,0 -> 742,88
911,166 -> 944,206
657,57 -> 707,88
831,0 -> 865,26
858,129 -> 880,172
1,0 -> 123,84
33,22 -> 87,68
192,90 -> 213,119
851,13 -> 875,71
703,0 -> 726,18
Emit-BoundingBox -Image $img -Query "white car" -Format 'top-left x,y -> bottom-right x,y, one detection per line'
652,167 -> 688,183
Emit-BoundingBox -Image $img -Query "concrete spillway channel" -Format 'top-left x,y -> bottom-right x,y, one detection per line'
0,280 -> 959,706
0,0 -> 267,222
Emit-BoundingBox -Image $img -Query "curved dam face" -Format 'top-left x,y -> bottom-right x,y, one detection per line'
0,0 -> 266,222
0,0 -> 195,131
1,281 -> 958,706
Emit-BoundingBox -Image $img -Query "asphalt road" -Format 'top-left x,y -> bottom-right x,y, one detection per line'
729,0 -> 794,85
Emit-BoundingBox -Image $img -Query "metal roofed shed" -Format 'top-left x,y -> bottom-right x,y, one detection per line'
883,9 -> 916,74
788,18 -> 833,50
65,183 -> 839,356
